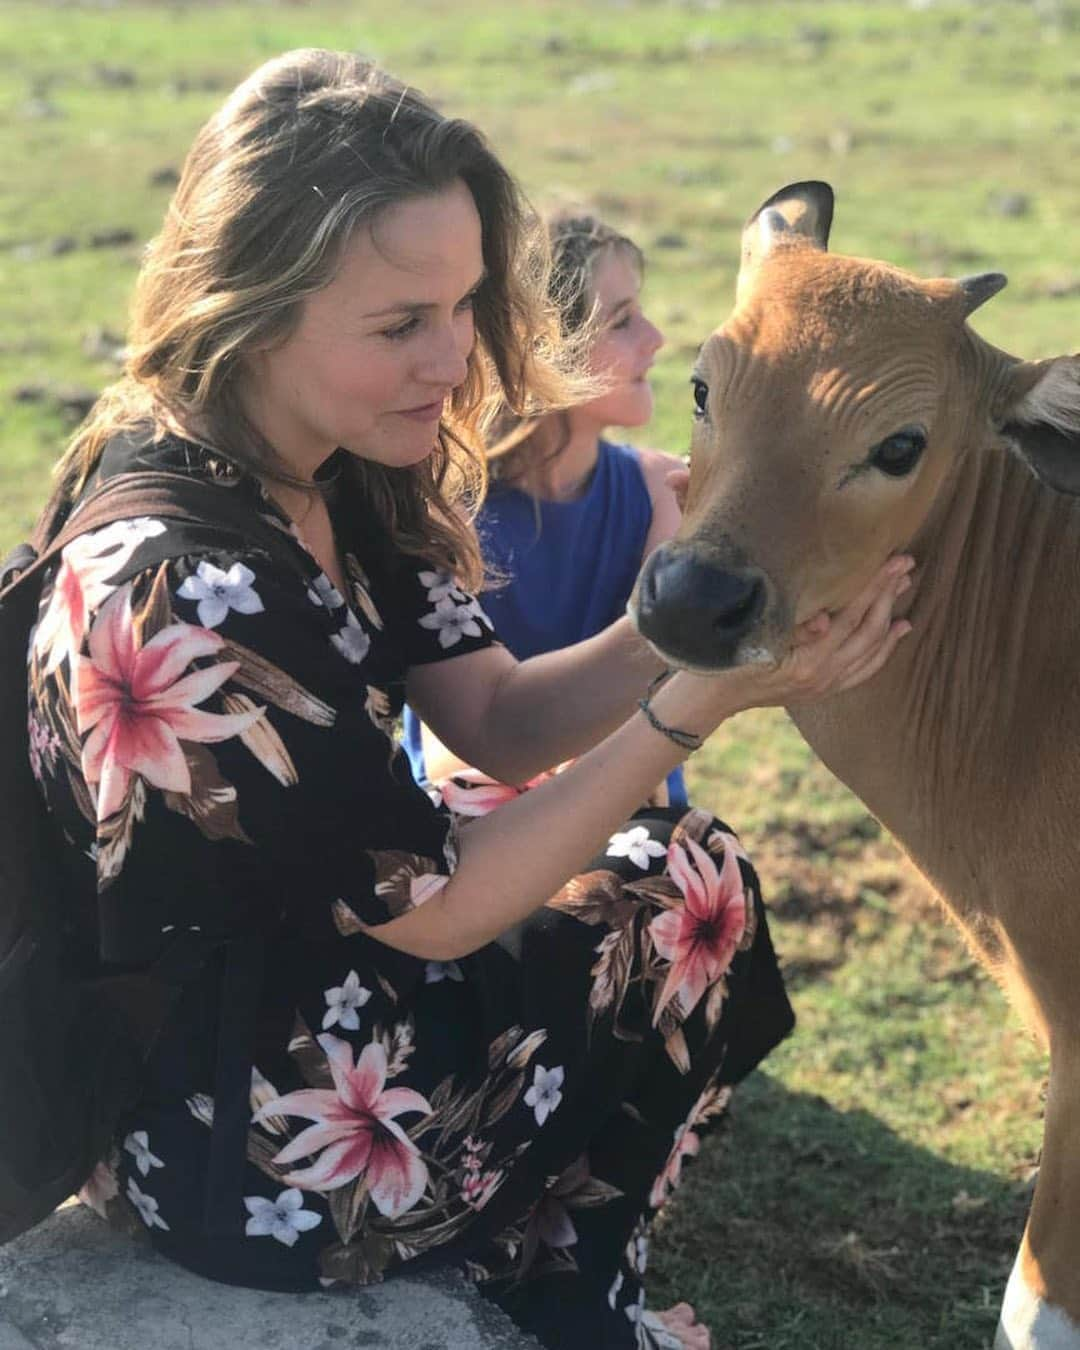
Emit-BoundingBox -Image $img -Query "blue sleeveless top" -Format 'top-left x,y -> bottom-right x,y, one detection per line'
404,440 -> 688,807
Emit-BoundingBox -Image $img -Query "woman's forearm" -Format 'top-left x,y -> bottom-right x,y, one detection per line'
370,692 -> 709,961
469,616 -> 665,784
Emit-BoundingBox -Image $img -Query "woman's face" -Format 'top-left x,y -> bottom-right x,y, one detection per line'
575,246 -> 664,432
240,179 -> 485,475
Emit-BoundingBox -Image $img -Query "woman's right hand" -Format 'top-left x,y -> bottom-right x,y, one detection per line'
649,555 -> 914,736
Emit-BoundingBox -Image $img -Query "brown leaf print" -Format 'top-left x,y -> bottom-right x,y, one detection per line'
163,742 -> 252,844
369,850 -> 447,919
704,975 -> 729,1033
131,562 -> 172,646
220,691 -> 296,786
318,1235 -> 394,1286
481,1071 -> 525,1130
588,926 -> 635,1029
505,1028 -> 548,1071
672,807 -> 716,849
287,1015 -> 333,1090
624,875 -> 682,909
331,898 -> 364,936
220,637 -> 336,727
345,554 -> 384,631
548,869 -> 637,928
328,1177 -> 370,1245
381,1018 -> 415,1078
94,775 -> 147,886
664,1025 -> 690,1075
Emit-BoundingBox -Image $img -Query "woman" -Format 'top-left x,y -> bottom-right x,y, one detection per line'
27,50 -> 911,1350
403,212 -> 690,810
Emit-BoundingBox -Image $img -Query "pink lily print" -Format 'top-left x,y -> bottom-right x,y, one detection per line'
253,1035 -> 432,1219
72,584 -> 262,821
648,834 -> 748,1024
437,763 -> 569,818
35,518 -> 166,675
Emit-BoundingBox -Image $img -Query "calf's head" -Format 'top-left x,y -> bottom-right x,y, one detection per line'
631,180 -> 1080,671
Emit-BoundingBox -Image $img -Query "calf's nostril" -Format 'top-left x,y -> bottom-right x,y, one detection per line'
711,575 -> 763,634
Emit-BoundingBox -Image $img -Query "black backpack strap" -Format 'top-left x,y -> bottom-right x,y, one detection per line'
2,470 -> 312,601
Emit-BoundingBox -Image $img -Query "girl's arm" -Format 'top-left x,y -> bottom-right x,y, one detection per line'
384,558 -> 912,960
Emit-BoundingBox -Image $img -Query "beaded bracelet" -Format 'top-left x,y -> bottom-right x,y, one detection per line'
636,670 -> 705,752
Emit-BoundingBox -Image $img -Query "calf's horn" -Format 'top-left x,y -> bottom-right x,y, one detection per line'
958,271 -> 1008,316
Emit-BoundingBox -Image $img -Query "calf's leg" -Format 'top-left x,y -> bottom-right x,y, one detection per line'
997,1049 -> 1080,1349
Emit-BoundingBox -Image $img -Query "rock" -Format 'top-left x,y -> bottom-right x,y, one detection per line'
987,191 -> 1031,218
94,65 -> 137,88
149,166 -> 180,189
828,126 -> 856,156
88,228 -> 136,249
12,385 -> 47,404
82,327 -> 127,364
0,1206 -> 539,1350
653,232 -> 687,250
53,387 -> 98,422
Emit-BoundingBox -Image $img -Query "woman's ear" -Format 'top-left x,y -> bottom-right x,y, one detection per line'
997,356 -> 1080,495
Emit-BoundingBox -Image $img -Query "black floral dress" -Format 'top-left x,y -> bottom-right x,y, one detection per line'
26,433 -> 794,1349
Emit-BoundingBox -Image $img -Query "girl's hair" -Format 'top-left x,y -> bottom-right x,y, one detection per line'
486,212 -> 644,492
55,49 -> 584,590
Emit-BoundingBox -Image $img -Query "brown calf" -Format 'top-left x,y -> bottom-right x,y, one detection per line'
631,182 -> 1080,1350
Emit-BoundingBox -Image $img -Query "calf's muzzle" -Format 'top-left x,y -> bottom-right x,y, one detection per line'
633,545 -> 766,669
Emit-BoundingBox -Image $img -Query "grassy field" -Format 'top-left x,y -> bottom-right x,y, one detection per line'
4,2 -> 1078,1345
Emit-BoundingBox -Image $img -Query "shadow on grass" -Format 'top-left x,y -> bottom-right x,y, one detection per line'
647,1071 -> 1031,1350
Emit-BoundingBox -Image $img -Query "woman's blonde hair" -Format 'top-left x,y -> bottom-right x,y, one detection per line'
486,212 -> 645,492
55,49 -> 582,590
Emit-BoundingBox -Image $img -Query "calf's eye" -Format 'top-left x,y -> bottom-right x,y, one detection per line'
691,378 -> 709,417
869,426 -> 927,477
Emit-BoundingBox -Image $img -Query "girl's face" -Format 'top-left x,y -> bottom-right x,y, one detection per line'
575,247 -> 664,432
240,179 -> 485,475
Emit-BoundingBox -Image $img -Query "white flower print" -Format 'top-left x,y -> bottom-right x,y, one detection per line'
243,1188 -> 323,1247
176,561 -> 264,628
469,598 -> 495,631
606,825 -> 666,871
418,597 -> 488,649
424,959 -> 465,984
524,1063 -> 565,1127
629,1230 -> 649,1275
330,610 -> 371,665
418,569 -> 467,605
307,572 -> 344,611
126,1177 -> 170,1231
608,1269 -> 625,1310
322,969 -> 373,1031
123,1129 -> 164,1178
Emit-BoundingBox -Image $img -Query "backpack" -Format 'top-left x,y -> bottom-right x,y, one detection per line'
0,469 -> 305,1246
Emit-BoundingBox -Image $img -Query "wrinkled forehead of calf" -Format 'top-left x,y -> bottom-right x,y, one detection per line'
702,249 -> 965,432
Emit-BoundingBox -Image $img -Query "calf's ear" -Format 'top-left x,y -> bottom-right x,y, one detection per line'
741,181 -> 833,264
999,356 -> 1080,495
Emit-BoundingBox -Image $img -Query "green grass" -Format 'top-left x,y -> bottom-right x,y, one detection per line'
4,3 -> 1073,1345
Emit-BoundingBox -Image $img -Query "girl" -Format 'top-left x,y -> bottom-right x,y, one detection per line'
404,212 -> 690,811
27,50 -> 911,1350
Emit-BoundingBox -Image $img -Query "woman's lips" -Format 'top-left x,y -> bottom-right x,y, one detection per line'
396,399 -> 445,422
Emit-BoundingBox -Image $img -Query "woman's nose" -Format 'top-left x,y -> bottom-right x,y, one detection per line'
643,316 -> 664,354
420,325 -> 470,388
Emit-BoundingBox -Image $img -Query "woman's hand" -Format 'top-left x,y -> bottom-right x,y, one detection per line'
741,554 -> 914,708
649,556 -> 914,736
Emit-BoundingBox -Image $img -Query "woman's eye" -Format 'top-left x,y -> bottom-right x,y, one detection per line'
691,378 -> 709,417
382,315 -> 421,341
869,426 -> 927,477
